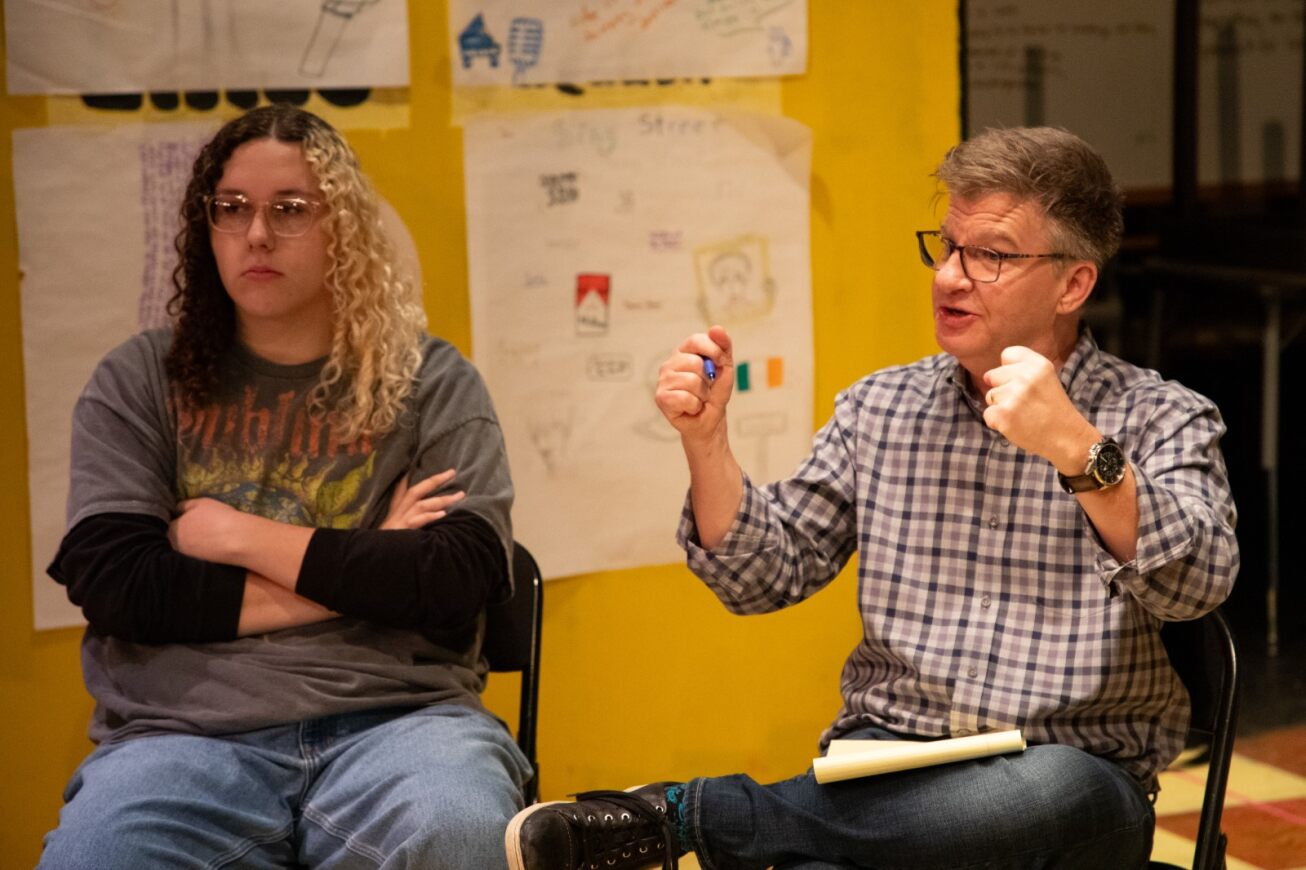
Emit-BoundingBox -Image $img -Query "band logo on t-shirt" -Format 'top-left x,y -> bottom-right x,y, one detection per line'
173,383 -> 380,529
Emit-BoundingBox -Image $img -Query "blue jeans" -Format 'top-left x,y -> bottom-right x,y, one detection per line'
39,704 -> 533,870
681,727 -> 1155,870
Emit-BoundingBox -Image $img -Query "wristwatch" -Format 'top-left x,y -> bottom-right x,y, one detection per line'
1057,437 -> 1127,493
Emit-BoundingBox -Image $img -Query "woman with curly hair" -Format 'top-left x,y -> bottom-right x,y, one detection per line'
41,105 -> 530,869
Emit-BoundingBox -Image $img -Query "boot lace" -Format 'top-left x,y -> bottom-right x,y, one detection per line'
568,788 -> 679,870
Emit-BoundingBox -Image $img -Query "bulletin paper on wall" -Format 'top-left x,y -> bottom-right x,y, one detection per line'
464,108 -> 812,577
14,122 -> 212,629
448,0 -> 806,86
15,122 -> 422,630
5,0 -> 409,94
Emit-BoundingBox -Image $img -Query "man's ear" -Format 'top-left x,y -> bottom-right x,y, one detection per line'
1056,261 -> 1098,315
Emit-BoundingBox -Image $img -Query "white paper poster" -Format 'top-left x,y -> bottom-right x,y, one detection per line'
15,122 -> 211,629
464,107 -> 812,578
15,122 -> 422,630
5,0 -> 409,95
448,0 -> 807,86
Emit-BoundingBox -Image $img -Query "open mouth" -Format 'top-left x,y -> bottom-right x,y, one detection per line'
939,306 -> 974,318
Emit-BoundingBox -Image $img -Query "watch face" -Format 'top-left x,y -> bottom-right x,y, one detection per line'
1094,442 -> 1127,485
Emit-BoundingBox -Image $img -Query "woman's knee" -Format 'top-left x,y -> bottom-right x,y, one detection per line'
306,797 -> 515,870
42,737 -> 295,870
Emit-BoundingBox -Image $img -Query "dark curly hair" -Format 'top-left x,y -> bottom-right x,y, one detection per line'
165,105 -> 335,407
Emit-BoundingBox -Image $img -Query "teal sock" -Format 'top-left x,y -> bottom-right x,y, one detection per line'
664,784 -> 691,853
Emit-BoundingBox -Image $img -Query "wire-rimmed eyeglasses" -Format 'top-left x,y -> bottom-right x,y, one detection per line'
204,194 -> 326,238
915,230 -> 1070,283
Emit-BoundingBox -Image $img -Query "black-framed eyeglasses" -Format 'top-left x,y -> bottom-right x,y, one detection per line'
204,194 -> 326,238
915,230 -> 1070,283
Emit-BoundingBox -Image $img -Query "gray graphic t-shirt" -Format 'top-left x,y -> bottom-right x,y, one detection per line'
64,329 -> 513,744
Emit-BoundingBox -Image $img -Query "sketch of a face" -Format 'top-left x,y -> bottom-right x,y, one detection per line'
710,252 -> 751,301
702,248 -> 772,324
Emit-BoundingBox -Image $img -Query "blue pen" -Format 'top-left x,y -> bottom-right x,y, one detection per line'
701,356 -> 716,383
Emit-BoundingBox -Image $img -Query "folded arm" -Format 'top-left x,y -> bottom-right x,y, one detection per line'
53,505 -> 506,645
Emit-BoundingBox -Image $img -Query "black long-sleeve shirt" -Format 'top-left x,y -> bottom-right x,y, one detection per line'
50,510 -> 505,645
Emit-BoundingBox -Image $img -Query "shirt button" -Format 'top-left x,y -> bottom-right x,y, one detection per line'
955,728 -> 972,736
1000,438 -> 1010,447
987,515 -> 999,529
981,595 -> 992,608
967,666 -> 978,678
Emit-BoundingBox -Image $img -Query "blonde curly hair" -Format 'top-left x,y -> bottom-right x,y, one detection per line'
168,105 -> 426,441
301,123 -> 427,440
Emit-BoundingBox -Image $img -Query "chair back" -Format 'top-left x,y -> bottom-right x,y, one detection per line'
483,542 -> 543,803
1158,608 -> 1239,870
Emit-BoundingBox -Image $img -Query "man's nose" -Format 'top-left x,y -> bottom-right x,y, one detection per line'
934,246 -> 972,289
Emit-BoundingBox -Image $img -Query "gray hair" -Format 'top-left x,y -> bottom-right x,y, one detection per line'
933,127 -> 1124,268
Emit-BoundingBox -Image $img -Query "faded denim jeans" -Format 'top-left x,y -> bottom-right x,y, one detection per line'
39,704 -> 533,870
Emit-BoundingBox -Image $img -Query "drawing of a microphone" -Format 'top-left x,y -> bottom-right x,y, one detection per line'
300,0 -> 380,77
507,17 -> 544,84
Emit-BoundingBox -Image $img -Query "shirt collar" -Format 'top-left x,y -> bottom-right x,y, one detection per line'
1055,325 -> 1101,398
941,325 -> 1102,407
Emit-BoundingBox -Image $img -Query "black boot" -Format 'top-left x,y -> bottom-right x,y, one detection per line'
505,782 -> 685,870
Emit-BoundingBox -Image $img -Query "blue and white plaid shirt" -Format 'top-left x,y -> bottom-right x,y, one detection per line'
678,330 -> 1239,784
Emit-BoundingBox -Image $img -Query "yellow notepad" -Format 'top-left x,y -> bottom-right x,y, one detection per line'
813,729 -> 1026,784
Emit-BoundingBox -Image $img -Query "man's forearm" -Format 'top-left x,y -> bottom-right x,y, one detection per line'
683,434 -> 745,551
1074,465 -> 1140,564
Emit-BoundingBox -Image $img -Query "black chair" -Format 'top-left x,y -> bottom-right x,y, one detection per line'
1149,607 -> 1239,870
483,541 -> 544,804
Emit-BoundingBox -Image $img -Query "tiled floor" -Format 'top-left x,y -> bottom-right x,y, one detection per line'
1152,727 -> 1306,869
1151,596 -> 1306,870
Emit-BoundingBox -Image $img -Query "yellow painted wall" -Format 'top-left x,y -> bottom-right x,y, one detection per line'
0,3 -> 958,864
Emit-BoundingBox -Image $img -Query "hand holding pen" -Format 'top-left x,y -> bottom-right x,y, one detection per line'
654,325 -> 734,442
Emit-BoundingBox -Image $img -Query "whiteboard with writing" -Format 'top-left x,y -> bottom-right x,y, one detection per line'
448,0 -> 806,86
967,0 -> 1301,190
464,108 -> 813,578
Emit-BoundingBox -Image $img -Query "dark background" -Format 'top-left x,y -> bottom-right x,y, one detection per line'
962,0 -> 1306,735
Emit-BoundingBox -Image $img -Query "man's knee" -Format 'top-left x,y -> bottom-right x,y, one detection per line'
1017,744 -> 1151,814
999,744 -> 1154,861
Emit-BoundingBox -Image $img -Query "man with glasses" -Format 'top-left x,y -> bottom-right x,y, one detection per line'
41,106 -> 531,868
507,127 -> 1238,869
